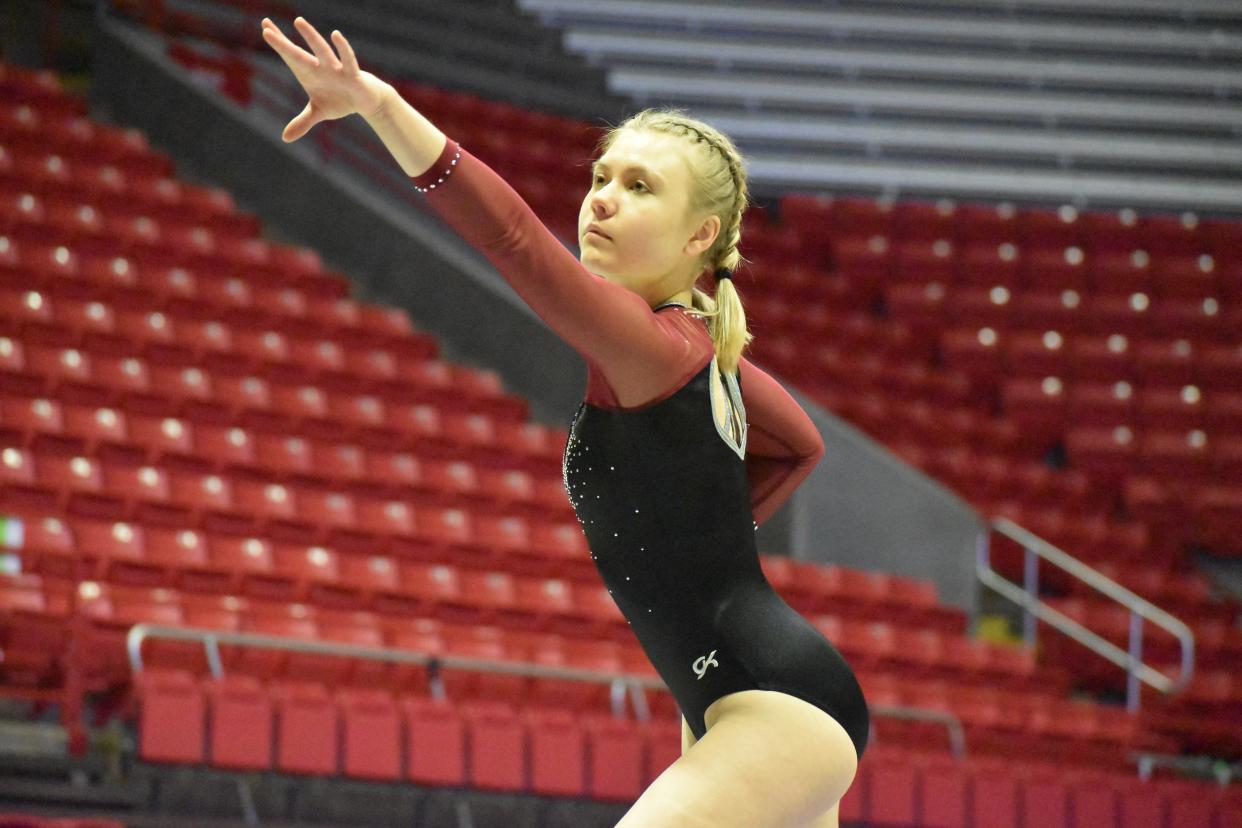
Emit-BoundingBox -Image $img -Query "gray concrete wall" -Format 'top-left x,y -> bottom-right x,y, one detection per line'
789,390 -> 985,617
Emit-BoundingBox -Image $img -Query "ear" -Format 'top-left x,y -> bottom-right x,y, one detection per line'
683,214 -> 721,258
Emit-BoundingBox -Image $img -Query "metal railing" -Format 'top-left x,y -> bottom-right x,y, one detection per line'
977,516 -> 1195,711
1130,751 -> 1242,785
127,623 -> 967,757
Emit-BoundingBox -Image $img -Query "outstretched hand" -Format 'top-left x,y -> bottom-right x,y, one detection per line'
260,16 -> 392,142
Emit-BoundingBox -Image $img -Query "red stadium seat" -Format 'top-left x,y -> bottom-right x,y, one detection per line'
1066,380 -> 1135,427
338,687 -> 401,781
1004,331 -> 1072,381
1197,345 -> 1242,394
1022,245 -> 1088,292
1089,248 -> 1153,296
1138,429 -> 1212,481
146,362 -> 213,406
968,758 -> 1019,828
210,372 -> 273,419
0,394 -> 65,447
459,699 -> 524,792
272,680 -> 339,775
204,674 -> 272,771
916,753 -> 968,828
134,669 -> 204,764
337,553 -> 414,613
1017,205 -> 1082,249
1017,765 -> 1071,826
865,747 -> 918,825
253,432 -> 313,476
308,440 -> 367,483
401,695 -> 466,786
126,412 -> 194,461
523,706 -> 585,797
1066,771 -> 1118,827
233,601 -> 317,679
167,468 -> 235,525
142,525 -> 210,586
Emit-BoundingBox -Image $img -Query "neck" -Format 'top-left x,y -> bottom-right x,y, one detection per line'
659,287 -> 694,309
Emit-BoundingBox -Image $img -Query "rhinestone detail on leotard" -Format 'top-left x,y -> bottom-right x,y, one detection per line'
412,146 -> 461,193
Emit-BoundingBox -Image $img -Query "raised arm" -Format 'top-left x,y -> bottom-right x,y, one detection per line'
404,138 -> 689,375
260,16 -> 686,377
739,356 -> 825,525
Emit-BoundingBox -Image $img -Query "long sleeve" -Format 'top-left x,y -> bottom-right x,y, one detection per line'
411,139 -> 692,389
739,355 -> 825,525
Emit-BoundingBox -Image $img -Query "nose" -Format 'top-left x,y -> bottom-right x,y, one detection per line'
589,184 -> 616,219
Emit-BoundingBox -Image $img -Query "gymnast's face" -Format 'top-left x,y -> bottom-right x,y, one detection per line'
579,129 -> 721,308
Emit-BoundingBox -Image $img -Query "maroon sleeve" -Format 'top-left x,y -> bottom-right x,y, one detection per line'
411,139 -> 691,398
739,355 -> 825,525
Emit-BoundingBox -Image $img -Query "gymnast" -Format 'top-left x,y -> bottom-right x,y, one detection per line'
261,16 -> 868,827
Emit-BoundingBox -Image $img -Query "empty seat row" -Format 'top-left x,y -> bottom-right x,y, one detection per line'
841,744 -> 1237,828
396,80 -> 601,153
0,812 -> 123,828
0,395 -> 561,479
0,228 -> 342,302
886,283 -> 1240,340
939,327 -> 1242,390
1,461 -> 578,558
0,446 -> 569,532
0,352 -> 528,448
835,237 -> 1242,297
135,669 -> 675,801
1,297 -> 442,385
782,192 -> 1242,256
0,191 -> 333,284
0,403 -> 555,475
12,567 -> 1061,719
0,101 -> 159,165
1,511 -> 959,632
1001,381 -> 1242,435
0,265 -> 408,342
1062,425 -> 1242,491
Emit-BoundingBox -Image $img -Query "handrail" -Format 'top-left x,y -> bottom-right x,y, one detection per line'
867,705 -> 967,758
127,623 -> 966,757
977,516 -> 1195,710
1129,751 -> 1242,785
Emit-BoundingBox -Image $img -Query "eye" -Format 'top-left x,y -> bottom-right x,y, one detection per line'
631,180 -> 649,192
592,174 -> 605,186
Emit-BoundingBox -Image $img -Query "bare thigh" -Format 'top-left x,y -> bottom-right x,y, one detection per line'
614,690 -> 858,828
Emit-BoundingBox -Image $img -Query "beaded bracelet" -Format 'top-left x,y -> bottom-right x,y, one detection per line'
412,144 -> 461,193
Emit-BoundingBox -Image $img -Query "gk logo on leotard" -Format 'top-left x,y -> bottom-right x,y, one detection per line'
692,650 -> 718,680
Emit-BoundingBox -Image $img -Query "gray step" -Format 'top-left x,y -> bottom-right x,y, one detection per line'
743,151 -> 1242,212
607,67 -> 1242,134
564,29 -> 1242,97
691,109 -> 1242,174
833,0 -> 1242,25
519,0 -> 1242,60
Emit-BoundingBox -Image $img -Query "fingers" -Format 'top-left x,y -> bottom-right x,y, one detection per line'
283,101 -> 319,143
294,16 -> 341,71
261,18 -> 319,71
332,29 -> 360,75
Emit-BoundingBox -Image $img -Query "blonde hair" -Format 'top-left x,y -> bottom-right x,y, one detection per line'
596,107 -> 753,376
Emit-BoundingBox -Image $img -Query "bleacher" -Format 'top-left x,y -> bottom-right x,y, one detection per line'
2,0 -> 1242,825
519,0 -> 1242,211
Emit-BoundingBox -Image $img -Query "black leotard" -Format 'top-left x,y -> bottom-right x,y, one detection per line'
412,138 -> 870,759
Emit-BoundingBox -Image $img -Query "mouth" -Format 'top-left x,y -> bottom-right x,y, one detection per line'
585,226 -> 612,241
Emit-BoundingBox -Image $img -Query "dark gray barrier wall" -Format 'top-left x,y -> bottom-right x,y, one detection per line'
89,15 -> 983,614
788,390 -> 985,616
